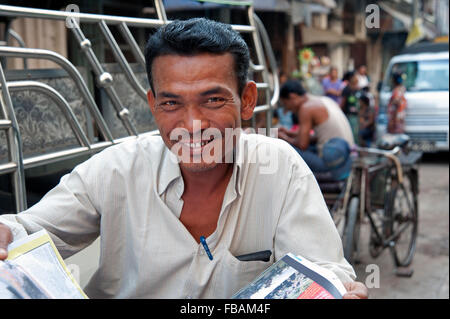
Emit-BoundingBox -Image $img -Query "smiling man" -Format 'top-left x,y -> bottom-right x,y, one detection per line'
0,18 -> 367,299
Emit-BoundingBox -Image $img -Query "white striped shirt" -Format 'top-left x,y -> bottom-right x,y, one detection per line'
0,133 -> 355,298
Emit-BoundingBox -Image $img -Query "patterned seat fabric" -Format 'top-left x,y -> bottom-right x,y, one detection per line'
0,64 -> 158,165
100,63 -> 157,139
0,68 -> 91,164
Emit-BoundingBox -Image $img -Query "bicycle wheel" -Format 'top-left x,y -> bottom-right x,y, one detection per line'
369,166 -> 395,258
387,170 -> 418,267
343,196 -> 361,265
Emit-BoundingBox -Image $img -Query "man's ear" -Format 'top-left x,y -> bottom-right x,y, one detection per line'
240,81 -> 257,121
147,89 -> 156,114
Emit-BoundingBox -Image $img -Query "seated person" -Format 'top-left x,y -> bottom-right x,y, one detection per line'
0,19 -> 366,299
358,93 -> 375,147
278,80 -> 355,181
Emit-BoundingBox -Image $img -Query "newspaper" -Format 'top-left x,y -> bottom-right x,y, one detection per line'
0,230 -> 88,299
232,253 -> 347,299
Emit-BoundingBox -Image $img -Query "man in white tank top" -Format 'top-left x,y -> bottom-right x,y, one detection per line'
278,80 -> 355,180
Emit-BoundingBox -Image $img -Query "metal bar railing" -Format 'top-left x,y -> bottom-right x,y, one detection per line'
99,20 -> 148,101
69,17 -> 139,136
0,162 -> 17,175
0,4 -> 254,32
22,147 -> 91,170
0,119 -> 12,129
6,29 -> 28,69
0,4 -> 165,28
247,7 -> 272,134
154,0 -> 168,23
0,63 -> 27,212
249,62 -> 265,72
118,22 -> 146,68
6,80 -> 91,148
253,13 -> 279,109
0,46 -> 115,143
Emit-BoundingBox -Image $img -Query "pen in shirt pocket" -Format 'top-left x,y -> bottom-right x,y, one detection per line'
200,236 -> 213,260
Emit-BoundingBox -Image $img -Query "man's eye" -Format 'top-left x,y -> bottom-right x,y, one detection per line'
158,101 -> 180,110
204,97 -> 226,108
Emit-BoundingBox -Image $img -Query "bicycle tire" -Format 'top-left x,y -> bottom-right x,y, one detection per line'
343,196 -> 360,265
387,170 -> 418,267
369,166 -> 394,258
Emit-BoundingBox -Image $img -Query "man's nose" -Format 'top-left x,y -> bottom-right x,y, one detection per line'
181,105 -> 209,134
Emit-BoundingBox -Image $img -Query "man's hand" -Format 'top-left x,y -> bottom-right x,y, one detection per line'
342,281 -> 369,299
0,223 -> 13,260
277,130 -> 291,143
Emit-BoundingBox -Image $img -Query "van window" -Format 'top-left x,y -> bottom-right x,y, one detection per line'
383,59 -> 449,92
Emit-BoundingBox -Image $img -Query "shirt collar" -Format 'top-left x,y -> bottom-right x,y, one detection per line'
157,147 -> 182,196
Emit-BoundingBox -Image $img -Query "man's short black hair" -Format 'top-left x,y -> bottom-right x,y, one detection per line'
392,72 -> 403,85
280,80 -> 307,98
359,94 -> 370,107
144,18 -> 250,94
342,71 -> 355,82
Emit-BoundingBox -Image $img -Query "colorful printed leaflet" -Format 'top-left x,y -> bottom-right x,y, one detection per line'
232,253 -> 346,299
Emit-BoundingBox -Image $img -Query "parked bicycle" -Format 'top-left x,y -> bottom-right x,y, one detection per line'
316,134 -> 421,277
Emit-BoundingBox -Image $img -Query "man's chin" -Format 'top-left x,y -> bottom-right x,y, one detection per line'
179,161 -> 221,173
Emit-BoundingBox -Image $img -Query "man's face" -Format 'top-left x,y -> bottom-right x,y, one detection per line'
359,66 -> 367,75
280,93 -> 303,112
147,53 -> 256,172
330,68 -> 338,80
349,75 -> 359,89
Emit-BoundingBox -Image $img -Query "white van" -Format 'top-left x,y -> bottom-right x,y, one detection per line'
377,42 -> 449,152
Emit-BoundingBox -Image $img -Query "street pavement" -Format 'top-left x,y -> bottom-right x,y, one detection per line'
353,152 -> 449,299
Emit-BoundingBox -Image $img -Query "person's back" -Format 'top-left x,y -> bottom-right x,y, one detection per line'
278,80 -> 356,180
314,96 -> 355,151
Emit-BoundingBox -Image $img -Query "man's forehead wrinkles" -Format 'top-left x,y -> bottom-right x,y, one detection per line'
156,82 -> 233,98
152,54 -> 237,84
158,91 -> 180,98
200,86 -> 230,96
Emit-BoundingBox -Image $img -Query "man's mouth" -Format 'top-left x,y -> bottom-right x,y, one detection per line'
179,136 -> 217,155
183,138 -> 214,148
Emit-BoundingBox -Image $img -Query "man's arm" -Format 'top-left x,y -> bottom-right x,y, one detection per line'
293,108 -> 312,150
278,126 -> 298,138
278,109 -> 312,150
0,161 -> 101,260
278,127 -> 300,146
322,80 -> 341,96
274,166 -> 356,283
273,152 -> 367,298
325,88 -> 341,96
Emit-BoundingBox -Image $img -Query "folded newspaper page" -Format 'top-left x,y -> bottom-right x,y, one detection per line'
232,253 -> 347,299
0,230 -> 88,299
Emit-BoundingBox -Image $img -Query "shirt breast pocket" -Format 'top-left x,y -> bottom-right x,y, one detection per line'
215,249 -> 274,298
